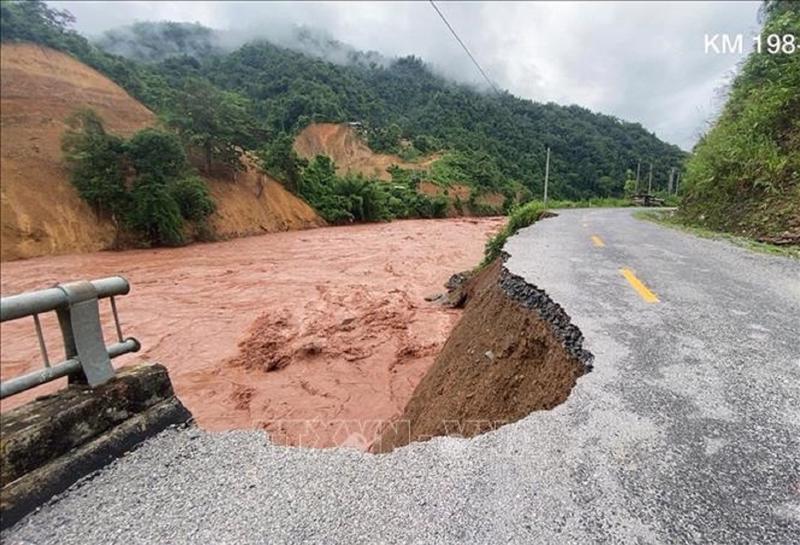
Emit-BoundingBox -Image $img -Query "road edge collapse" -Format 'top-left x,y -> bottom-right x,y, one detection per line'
372,255 -> 594,453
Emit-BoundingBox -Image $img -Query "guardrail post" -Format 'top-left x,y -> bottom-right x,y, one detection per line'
55,281 -> 115,387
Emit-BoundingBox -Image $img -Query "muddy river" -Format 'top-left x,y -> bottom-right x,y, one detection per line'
0,218 -> 503,448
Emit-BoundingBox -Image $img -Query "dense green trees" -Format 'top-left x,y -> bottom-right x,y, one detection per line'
199,42 -> 686,199
164,78 -> 259,172
280,154 -> 448,224
62,110 -> 215,246
680,2 -> 799,240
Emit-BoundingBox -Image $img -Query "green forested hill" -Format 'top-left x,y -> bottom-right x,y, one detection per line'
2,0 -> 685,201
201,42 -> 685,199
680,1 -> 799,242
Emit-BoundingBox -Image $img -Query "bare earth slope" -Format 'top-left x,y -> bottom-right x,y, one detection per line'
293,123 -> 438,181
0,43 -> 153,260
0,43 -> 322,261
204,158 -> 324,240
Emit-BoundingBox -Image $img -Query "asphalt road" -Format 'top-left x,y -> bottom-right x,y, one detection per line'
5,208 -> 799,544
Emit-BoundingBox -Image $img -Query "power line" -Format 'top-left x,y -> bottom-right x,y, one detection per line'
428,0 -> 500,94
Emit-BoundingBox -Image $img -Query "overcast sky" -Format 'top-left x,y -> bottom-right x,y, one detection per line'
50,1 -> 763,150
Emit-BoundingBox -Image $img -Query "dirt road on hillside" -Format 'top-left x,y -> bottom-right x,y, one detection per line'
0,218 -> 503,448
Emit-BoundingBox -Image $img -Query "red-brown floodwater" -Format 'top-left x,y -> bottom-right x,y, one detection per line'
0,218 -> 503,448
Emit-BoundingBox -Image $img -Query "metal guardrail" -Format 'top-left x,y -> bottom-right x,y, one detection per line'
0,276 -> 140,399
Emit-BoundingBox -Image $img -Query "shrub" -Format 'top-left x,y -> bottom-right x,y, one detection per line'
61,109 -> 129,217
258,133 -> 307,193
170,176 -> 216,221
293,154 -> 454,224
678,5 -> 800,239
129,175 -> 184,246
483,201 -> 546,265
126,128 -> 187,179
62,110 -> 216,247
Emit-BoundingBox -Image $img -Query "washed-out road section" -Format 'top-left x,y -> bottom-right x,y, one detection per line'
4,208 -> 799,544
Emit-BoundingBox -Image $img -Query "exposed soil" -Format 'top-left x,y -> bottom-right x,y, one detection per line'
0,43 -> 152,261
418,181 -> 471,201
0,217 -> 505,449
418,181 -> 506,216
0,43 -> 322,261
293,123 -> 440,181
373,258 -> 593,453
203,156 -> 325,239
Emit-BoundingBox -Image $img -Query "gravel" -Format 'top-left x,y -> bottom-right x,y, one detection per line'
4,208 -> 799,544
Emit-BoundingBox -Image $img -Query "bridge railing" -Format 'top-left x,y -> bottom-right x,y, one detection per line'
0,276 -> 140,399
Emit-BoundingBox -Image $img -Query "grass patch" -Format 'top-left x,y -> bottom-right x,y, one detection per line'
482,201 -> 546,265
635,210 -> 799,259
482,197 -> 642,266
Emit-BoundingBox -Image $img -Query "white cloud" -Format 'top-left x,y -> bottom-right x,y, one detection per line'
50,0 -> 763,150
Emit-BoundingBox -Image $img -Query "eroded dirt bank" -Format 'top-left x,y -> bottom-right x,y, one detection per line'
373,257 -> 593,453
0,43 -> 322,261
0,217 -> 504,448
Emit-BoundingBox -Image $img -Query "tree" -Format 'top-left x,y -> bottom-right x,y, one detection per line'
129,175 -> 184,245
170,176 -> 215,221
62,110 -> 216,247
61,109 -> 129,219
126,128 -> 187,178
165,78 -> 256,172
258,133 -> 308,192
597,175 -> 620,197
1,0 -> 77,49
412,134 -> 437,154
622,169 -> 637,198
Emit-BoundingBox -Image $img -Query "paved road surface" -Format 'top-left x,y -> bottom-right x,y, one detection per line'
5,209 -> 799,544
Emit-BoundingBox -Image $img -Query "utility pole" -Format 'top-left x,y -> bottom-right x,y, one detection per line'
674,171 -> 681,195
668,167 -> 675,194
648,162 -> 653,194
543,146 -> 550,206
635,160 -> 641,193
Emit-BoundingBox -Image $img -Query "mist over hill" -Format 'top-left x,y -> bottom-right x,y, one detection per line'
96,21 -> 389,69
95,22 -> 223,63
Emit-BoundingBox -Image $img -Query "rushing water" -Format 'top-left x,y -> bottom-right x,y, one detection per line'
1,217 -> 503,448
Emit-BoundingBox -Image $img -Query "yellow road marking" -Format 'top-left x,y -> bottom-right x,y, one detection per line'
620,268 -> 660,303
591,235 -> 605,247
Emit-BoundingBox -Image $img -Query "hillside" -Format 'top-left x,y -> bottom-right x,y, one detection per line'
0,43 -> 322,261
198,41 -> 688,199
293,123 -> 439,181
679,3 -> 799,243
0,6 -> 686,201
0,43 -> 149,260
293,122 -> 513,216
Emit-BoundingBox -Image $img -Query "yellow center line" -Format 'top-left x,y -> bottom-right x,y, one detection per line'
620,268 -> 660,303
591,235 -> 605,247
